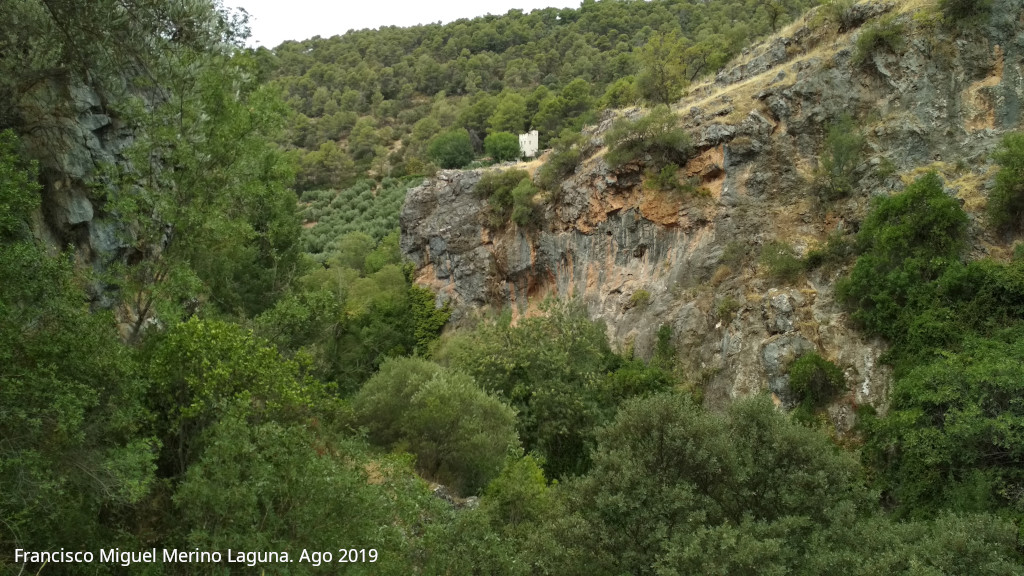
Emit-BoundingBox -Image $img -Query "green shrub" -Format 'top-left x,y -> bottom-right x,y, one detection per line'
788,352 -> 846,409
484,132 -> 521,162
476,169 -> 540,228
939,0 -> 992,23
477,169 -> 529,206
434,301 -> 616,479
722,241 -> 749,268
0,131 -> 39,239
353,357 -> 519,495
818,114 -> 864,200
852,15 -> 906,68
604,105 -> 690,170
600,76 -> 638,108
629,289 -> 651,308
986,132 -> 1024,232
863,330 -> 1024,516
537,128 -> 587,192
715,296 -> 741,324
644,163 -> 681,192
837,172 -> 968,341
510,178 -> 541,228
759,241 -> 803,283
428,129 -> 475,169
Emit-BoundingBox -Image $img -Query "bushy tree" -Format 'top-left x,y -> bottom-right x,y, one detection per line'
536,128 -> 588,192
484,131 -> 522,161
636,32 -> 687,105
838,172 -> 968,342
788,352 -> 846,408
175,411 -> 433,575
476,168 -> 539,228
559,393 -> 871,576
939,0 -> 993,22
435,301 -> 617,478
863,330 -> 1024,518
144,318 -> 324,477
428,129 -> 475,169
353,357 -> 520,494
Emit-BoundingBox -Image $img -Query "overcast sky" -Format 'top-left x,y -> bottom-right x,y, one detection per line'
221,0 -> 583,48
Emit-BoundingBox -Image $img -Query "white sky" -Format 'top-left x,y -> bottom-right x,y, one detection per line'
221,0 -> 583,48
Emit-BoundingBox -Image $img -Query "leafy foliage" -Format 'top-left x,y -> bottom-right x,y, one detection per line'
635,32 -> 688,105
863,330 -> 1024,518
788,352 -> 846,409
484,131 -> 521,162
604,105 -> 690,170
353,357 -> 519,494
939,0 -> 993,23
428,128 -> 475,169
554,393 -> 872,576
436,301 -> 617,478
274,232 -> 449,391
174,409 -> 445,576
0,141 -> 154,557
838,172 -> 968,344
0,130 -> 39,239
818,113 -> 865,199
144,318 -> 323,477
987,132 -> 1024,232
476,169 -> 542,228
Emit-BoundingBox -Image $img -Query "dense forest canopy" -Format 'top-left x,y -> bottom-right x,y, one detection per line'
2,0 -> 1024,574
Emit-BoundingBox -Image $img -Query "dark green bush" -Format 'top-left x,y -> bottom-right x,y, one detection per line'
484,132 -> 521,162
824,0 -> 857,31
476,169 -> 529,205
353,357 -> 519,495
0,131 -> 39,239
428,129 -> 475,169
862,330 -> 1024,517
604,105 -> 690,170
837,172 -> 968,341
788,352 -> 846,409
434,301 -> 617,478
986,132 -> 1024,232
939,0 -> 992,22
509,178 -> 541,228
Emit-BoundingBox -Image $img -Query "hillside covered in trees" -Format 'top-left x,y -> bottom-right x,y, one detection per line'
266,0 -> 816,192
3,0 -> 1024,574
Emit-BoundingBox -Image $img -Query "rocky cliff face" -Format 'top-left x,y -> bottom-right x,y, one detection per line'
16,75 -> 139,303
401,0 -> 1024,426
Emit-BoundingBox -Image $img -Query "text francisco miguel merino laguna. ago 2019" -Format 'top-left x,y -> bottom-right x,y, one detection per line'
14,547 -> 379,567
